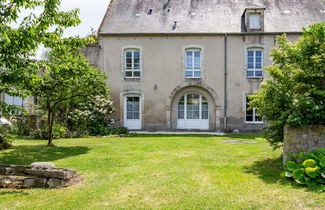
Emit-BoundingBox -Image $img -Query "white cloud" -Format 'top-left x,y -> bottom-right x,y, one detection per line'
59,0 -> 110,37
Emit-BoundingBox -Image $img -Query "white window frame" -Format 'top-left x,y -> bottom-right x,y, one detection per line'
246,48 -> 264,78
245,96 -> 263,124
123,48 -> 141,78
249,13 -> 262,30
177,93 -> 209,120
185,49 -> 202,78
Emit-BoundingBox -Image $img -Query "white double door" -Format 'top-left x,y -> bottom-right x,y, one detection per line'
124,96 -> 142,130
177,93 -> 209,130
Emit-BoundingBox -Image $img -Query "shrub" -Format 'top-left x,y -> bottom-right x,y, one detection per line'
11,116 -> 32,137
282,148 -> 325,190
68,95 -> 114,136
0,124 -> 13,149
31,124 -> 67,140
250,22 -> 325,149
112,127 -> 129,136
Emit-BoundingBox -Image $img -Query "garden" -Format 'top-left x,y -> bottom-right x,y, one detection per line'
0,135 -> 324,209
0,1 -> 324,209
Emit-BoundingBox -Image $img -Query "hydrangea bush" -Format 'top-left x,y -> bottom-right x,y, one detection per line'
68,95 -> 115,136
282,148 -> 325,190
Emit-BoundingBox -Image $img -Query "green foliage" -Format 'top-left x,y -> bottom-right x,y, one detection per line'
11,116 -> 32,136
282,149 -> 325,190
111,127 -> 129,136
68,95 -> 114,136
302,159 -> 316,168
250,22 -> 325,149
0,124 -> 13,149
0,0 -> 81,115
29,37 -> 111,145
31,124 -> 66,140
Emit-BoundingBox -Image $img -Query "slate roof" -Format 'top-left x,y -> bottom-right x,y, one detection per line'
99,0 -> 325,34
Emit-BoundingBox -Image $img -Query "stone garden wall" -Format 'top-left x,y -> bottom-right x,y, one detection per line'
283,125 -> 325,164
0,163 -> 79,188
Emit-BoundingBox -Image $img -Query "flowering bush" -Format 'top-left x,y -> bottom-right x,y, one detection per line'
0,120 -> 13,149
68,95 -> 115,136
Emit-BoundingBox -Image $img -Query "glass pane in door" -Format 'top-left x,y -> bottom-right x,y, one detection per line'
186,94 -> 200,119
126,97 -> 140,120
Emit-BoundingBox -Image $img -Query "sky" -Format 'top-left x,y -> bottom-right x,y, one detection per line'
18,0 -> 110,37
17,0 -> 111,57
58,0 -> 110,37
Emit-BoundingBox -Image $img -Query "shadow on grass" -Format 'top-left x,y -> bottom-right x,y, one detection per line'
243,157 -> 284,184
224,134 -> 264,140
243,157 -> 324,192
0,191 -> 29,196
0,145 -> 91,165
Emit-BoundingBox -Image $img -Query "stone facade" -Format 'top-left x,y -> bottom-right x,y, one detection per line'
283,125 -> 325,164
83,0 -> 324,132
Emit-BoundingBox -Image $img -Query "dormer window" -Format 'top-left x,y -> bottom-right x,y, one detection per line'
243,7 -> 265,32
249,13 -> 261,29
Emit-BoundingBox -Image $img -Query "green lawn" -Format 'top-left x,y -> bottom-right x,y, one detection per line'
0,135 -> 324,209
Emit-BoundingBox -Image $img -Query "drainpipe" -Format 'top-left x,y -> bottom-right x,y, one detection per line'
224,34 -> 228,130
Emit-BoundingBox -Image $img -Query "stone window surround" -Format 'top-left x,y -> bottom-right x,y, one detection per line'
121,45 -> 144,81
182,44 -> 205,81
244,8 -> 265,32
244,43 -> 266,79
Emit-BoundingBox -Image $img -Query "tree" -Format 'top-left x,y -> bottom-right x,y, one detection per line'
250,22 -> 325,149
28,37 -> 110,146
0,0 -> 81,115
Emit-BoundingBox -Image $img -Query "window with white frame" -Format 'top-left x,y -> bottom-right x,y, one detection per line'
185,49 -> 201,78
178,94 -> 208,120
124,49 -> 141,78
249,13 -> 261,29
247,48 -> 263,78
246,96 -> 262,123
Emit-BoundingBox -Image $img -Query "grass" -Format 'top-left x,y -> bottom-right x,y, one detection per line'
0,134 -> 324,209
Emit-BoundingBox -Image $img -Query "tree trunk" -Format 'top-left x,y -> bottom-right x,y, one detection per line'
47,104 -> 54,146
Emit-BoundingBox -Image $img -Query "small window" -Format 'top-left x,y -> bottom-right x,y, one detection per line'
185,49 -> 201,78
247,48 -> 263,78
249,13 -> 261,29
124,49 -> 141,78
246,96 -> 262,123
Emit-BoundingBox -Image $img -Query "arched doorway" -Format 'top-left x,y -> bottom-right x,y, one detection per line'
168,85 -> 221,131
177,93 -> 209,129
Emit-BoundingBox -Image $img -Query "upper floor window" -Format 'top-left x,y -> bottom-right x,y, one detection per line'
124,49 -> 141,78
185,49 -> 201,78
246,96 -> 262,123
247,48 -> 263,78
249,13 -> 261,29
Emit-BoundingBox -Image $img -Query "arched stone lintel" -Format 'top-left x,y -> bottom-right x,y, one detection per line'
166,81 -> 221,109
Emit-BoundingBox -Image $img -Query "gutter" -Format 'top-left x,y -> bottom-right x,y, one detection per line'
98,31 -> 303,37
224,34 -> 228,130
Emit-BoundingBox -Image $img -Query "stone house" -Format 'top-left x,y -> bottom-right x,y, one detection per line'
85,0 -> 324,132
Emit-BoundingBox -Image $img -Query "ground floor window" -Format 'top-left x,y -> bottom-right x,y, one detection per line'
246,96 -> 262,123
178,94 -> 208,120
